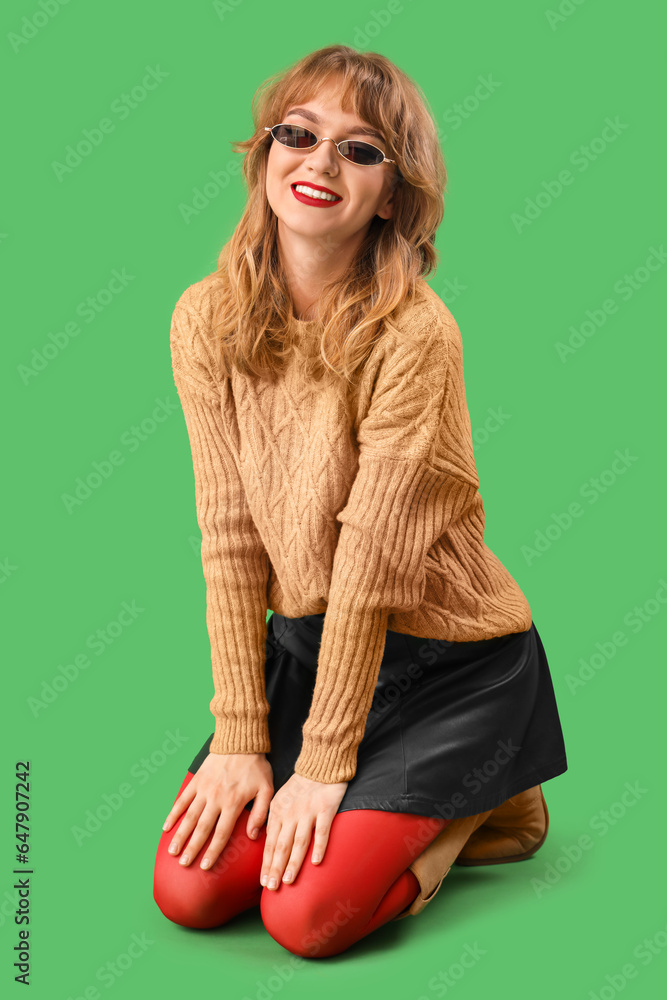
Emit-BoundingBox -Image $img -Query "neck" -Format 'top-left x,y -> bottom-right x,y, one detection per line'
276,222 -> 368,320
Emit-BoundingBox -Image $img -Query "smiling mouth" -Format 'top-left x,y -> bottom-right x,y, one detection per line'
291,183 -> 343,206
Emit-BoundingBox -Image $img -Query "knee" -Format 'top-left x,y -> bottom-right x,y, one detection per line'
153,774 -> 263,929
261,885 -> 359,958
153,833 -> 254,929
153,856 -> 224,929
153,888 -> 215,929
153,822 -> 265,929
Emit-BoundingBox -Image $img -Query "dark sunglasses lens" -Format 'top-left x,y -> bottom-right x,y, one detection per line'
272,124 -> 317,149
271,126 -> 385,164
339,140 -> 384,165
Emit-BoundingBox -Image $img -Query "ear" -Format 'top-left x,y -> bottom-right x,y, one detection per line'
376,171 -> 400,220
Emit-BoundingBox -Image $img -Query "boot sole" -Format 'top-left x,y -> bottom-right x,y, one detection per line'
453,788 -> 550,867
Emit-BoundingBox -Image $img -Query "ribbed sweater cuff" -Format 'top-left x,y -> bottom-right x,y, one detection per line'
209,715 -> 271,756
293,605 -> 390,784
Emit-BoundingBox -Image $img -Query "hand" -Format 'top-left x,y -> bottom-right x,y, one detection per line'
260,772 -> 348,890
162,752 -> 274,870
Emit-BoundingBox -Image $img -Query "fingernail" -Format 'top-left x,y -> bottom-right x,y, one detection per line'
312,855 -> 321,864
179,854 -> 190,866
201,858 -> 211,870
162,822 -> 169,831
260,875 -> 267,886
168,844 -> 178,854
250,828 -> 258,839
283,870 -> 292,882
268,877 -> 277,889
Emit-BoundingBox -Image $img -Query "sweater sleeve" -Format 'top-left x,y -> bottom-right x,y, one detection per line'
170,285 -> 272,756
293,305 -> 480,784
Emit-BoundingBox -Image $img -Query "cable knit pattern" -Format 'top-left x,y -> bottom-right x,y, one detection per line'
170,271 -> 532,784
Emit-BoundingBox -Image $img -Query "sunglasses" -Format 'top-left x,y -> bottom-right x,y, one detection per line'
264,123 -> 396,166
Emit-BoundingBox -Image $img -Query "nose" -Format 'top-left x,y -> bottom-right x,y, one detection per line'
307,137 -> 340,172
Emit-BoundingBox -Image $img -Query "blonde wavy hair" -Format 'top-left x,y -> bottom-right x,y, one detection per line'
212,44 -> 447,384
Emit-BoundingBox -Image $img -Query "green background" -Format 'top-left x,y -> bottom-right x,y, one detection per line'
4,0 -> 666,996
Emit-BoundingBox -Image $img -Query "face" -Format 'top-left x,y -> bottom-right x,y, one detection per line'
265,78 -> 397,255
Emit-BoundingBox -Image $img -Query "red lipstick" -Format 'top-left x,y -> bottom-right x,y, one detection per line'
291,182 -> 342,207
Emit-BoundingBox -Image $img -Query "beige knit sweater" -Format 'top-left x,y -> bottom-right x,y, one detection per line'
170,271 -> 532,785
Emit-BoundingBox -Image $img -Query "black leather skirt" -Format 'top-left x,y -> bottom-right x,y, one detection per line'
187,612 -> 568,821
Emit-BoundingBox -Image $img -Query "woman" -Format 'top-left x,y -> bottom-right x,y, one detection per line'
153,44 -> 568,958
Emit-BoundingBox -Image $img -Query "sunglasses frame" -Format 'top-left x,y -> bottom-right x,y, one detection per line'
264,123 -> 396,165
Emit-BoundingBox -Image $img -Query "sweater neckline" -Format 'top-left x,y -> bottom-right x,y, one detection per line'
290,315 -> 320,329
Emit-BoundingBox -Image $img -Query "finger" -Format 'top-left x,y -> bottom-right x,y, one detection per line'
246,789 -> 272,841
199,813 -> 239,870
177,805 -> 220,867
167,798 -> 205,857
264,823 -> 299,890
162,781 -> 197,831
310,812 -> 334,865
260,815 -> 281,885
280,820 -> 314,885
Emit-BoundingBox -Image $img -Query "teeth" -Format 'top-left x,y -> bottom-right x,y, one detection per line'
294,184 -> 341,202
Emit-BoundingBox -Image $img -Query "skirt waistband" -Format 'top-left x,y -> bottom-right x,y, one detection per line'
269,612 -> 523,675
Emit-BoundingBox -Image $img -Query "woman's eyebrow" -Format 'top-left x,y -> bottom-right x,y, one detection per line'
283,107 -> 385,143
